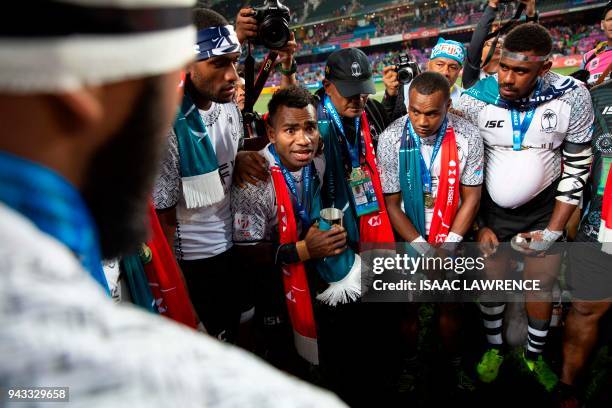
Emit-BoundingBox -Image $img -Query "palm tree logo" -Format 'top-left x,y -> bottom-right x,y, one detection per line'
541,109 -> 557,133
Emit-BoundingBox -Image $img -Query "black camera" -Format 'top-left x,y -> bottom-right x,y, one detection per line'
396,54 -> 421,84
253,0 -> 291,50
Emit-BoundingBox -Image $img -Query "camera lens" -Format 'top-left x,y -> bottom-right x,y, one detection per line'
259,16 -> 290,49
397,68 -> 413,84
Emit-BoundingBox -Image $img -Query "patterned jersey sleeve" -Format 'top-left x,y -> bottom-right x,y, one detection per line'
231,180 -> 274,243
564,84 -> 595,144
454,93 -> 485,127
376,116 -> 405,194
230,101 -> 245,150
455,115 -> 484,186
153,129 -> 181,210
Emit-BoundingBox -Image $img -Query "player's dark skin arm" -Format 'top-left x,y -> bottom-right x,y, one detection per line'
545,200 -> 578,232
449,185 -> 481,237
518,200 -> 577,250
234,225 -> 348,266
384,192 -> 421,241
243,136 -> 269,151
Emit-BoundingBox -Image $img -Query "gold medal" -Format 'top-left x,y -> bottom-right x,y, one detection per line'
424,193 -> 435,209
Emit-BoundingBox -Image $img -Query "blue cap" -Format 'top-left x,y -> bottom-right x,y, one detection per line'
430,38 -> 466,65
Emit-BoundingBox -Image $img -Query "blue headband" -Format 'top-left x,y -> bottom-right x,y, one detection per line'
194,25 -> 240,61
430,38 -> 466,65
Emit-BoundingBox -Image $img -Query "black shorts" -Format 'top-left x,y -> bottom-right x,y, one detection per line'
480,179 -> 561,243
179,247 -> 253,342
567,237 -> 612,301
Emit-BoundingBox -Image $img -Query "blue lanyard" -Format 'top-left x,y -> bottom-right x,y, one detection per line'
406,118 -> 448,193
510,80 -> 542,151
324,95 -> 361,168
0,151 -> 109,294
269,145 -> 312,227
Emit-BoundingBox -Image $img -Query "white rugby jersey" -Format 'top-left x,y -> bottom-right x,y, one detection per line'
456,72 -> 594,209
377,112 -> 484,235
153,101 -> 243,261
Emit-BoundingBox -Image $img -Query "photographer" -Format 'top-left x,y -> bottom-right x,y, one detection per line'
236,6 -> 298,89
235,4 -> 298,151
462,0 -> 538,90
382,38 -> 466,122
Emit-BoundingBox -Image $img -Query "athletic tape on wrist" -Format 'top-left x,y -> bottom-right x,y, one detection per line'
527,229 -> 562,252
411,236 -> 433,256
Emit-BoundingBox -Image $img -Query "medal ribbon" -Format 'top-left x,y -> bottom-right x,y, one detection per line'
510,80 -> 542,151
405,118 -> 448,194
324,95 -> 362,169
268,145 -> 312,227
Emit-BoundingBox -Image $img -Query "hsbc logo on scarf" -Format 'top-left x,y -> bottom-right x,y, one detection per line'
280,204 -> 288,232
368,215 -> 382,227
447,160 -> 457,205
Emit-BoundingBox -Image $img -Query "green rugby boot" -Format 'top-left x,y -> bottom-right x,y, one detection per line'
476,348 -> 504,383
522,352 -> 559,392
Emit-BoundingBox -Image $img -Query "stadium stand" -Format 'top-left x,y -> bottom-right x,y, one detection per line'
211,0 -> 607,88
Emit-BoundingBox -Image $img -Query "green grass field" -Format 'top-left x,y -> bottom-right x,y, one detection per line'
253,67 -> 578,113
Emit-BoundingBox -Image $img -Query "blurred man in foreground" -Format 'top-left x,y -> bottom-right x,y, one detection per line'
0,0 -> 345,406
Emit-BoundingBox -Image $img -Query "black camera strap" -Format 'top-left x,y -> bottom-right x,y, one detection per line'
467,2 -> 526,72
243,43 -> 278,113
243,43 -> 278,138
253,51 -> 278,105
244,42 -> 255,114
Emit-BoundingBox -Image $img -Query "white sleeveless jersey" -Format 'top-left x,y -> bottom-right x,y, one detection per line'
456,72 -> 593,209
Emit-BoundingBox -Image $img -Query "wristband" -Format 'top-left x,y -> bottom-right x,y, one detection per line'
445,232 -> 463,243
512,229 -> 563,253
542,228 -> 562,242
275,243 -> 300,265
276,59 -> 297,76
296,240 -> 311,261
411,236 -> 434,257
527,229 -> 559,252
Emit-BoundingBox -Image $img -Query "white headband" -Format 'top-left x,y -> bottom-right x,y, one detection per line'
501,50 -> 551,62
0,0 -> 196,93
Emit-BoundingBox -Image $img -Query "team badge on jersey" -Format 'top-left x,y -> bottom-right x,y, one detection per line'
541,109 -> 558,133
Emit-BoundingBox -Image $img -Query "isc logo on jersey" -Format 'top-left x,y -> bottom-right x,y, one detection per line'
485,120 -> 505,128
602,106 -> 612,115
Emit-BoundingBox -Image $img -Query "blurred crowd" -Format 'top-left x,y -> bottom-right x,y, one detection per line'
258,22 -> 605,88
